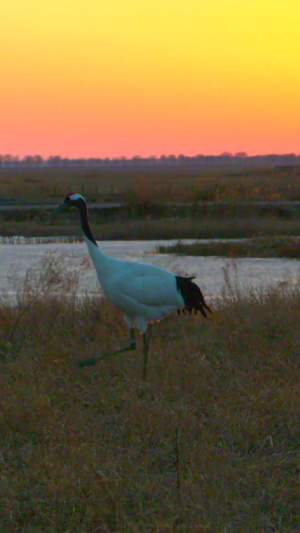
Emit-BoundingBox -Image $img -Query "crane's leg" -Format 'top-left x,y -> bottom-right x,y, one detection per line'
78,328 -> 136,367
142,332 -> 149,381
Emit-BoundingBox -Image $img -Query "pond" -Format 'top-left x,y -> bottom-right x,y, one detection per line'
0,239 -> 299,301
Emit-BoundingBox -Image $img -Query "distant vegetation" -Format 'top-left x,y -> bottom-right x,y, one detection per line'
157,236 -> 300,259
0,162 -> 299,241
0,157 -> 300,203
1,151 -> 300,169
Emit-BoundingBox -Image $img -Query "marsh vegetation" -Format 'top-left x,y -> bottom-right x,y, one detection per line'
0,166 -> 299,242
157,235 -> 300,259
1,165 -> 300,203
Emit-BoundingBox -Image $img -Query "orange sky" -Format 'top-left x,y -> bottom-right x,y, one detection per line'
1,0 -> 300,158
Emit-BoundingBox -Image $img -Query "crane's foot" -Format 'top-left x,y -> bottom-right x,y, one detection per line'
77,337 -> 137,369
78,357 -> 98,368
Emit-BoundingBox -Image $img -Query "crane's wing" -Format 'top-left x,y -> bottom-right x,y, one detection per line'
112,263 -> 182,308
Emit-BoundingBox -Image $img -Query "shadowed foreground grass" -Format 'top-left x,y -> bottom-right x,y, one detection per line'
0,256 -> 299,532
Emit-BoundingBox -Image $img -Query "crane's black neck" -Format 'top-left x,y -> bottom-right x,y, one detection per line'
75,198 -> 98,246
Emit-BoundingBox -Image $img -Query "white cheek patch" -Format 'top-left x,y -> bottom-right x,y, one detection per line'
69,193 -> 83,201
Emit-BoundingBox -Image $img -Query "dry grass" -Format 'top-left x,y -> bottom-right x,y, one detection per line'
1,166 -> 299,241
157,236 -> 300,258
0,256 -> 299,532
1,165 -> 300,203
1,214 -> 300,241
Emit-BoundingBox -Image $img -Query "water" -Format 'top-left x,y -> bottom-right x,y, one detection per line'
0,239 -> 299,301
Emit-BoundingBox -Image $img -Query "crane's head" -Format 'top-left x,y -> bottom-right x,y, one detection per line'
55,193 -> 85,214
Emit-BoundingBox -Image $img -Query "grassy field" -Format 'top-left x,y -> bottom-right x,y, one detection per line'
1,165 -> 300,203
1,214 -> 300,242
1,165 -> 299,241
157,236 -> 300,258
0,255 -> 299,532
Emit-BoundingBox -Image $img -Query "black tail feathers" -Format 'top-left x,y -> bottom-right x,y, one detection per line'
176,275 -> 212,318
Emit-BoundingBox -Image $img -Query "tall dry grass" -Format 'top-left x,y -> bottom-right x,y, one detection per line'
0,256 -> 299,532
1,166 -> 299,241
2,214 -> 300,241
1,165 -> 300,203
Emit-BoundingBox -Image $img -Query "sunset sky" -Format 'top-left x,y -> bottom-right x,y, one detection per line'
1,0 -> 300,158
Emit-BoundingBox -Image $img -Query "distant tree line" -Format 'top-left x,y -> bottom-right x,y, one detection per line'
0,152 -> 299,168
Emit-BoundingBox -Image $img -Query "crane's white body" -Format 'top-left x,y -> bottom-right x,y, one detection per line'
86,236 -> 185,332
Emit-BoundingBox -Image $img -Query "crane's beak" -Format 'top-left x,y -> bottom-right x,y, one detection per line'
50,202 -> 67,222
55,202 -> 67,214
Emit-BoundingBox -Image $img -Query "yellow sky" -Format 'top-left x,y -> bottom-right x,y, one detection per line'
1,0 -> 299,157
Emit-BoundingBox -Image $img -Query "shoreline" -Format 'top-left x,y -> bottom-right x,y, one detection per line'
0,234 -> 299,259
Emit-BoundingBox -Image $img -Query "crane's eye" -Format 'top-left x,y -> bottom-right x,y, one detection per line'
65,194 -> 74,203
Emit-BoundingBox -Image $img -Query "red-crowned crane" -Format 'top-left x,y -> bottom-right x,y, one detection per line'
55,193 -> 211,379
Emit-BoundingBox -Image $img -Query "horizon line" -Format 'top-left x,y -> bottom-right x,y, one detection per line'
1,152 -> 300,161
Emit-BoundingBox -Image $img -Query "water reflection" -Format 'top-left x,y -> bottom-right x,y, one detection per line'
0,239 -> 299,301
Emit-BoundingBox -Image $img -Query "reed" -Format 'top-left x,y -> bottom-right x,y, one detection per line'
157,235 -> 300,258
1,215 -> 300,241
1,165 -> 300,203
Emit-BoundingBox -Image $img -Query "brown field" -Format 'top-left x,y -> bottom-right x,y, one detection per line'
1,215 -> 300,242
0,255 -> 299,532
1,165 -> 299,241
1,165 -> 300,203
